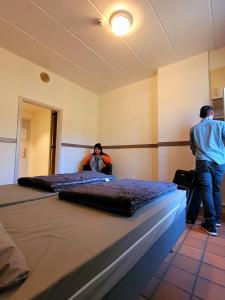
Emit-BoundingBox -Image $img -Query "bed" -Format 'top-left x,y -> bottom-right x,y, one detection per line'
0,184 -> 55,208
0,187 -> 186,300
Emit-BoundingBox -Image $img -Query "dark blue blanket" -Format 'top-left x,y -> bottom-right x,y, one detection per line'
18,171 -> 115,192
59,179 -> 177,216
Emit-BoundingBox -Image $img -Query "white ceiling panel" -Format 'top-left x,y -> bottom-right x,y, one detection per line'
0,0 -> 124,83
92,0 -> 178,69
33,0 -> 152,80
0,17 -> 106,93
151,0 -> 215,59
211,0 -> 225,48
0,0 -> 224,93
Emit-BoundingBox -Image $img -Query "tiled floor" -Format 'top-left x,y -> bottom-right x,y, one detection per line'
139,219 -> 225,300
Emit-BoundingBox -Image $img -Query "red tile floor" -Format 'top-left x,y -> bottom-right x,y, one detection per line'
138,217 -> 225,300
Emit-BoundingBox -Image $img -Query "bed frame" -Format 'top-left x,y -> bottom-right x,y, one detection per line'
103,208 -> 185,300
0,189 -> 186,300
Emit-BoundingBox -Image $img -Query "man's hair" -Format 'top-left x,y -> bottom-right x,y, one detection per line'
199,105 -> 213,118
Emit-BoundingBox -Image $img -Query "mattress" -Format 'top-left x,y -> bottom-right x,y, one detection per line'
0,184 -> 55,208
0,189 -> 186,300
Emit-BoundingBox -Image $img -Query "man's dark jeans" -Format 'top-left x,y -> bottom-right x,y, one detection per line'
196,160 -> 225,228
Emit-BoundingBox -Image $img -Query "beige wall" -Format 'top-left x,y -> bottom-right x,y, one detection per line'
0,143 -> 16,184
158,146 -> 195,181
98,53 -> 209,182
158,52 -> 209,142
209,46 -> 225,70
158,52 -> 209,180
0,44 -> 222,185
61,147 -> 91,173
210,67 -> 225,99
210,47 -> 225,99
0,46 -> 98,184
98,78 -> 158,145
105,148 -> 158,180
98,77 -> 158,180
0,46 -> 98,143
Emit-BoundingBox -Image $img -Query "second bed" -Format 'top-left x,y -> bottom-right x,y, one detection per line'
0,186 -> 186,300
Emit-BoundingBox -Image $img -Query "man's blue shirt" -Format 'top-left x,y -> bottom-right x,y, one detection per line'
190,118 -> 225,165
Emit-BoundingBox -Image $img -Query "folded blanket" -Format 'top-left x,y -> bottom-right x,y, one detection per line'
0,223 -> 29,291
59,179 -> 177,216
18,171 -> 115,192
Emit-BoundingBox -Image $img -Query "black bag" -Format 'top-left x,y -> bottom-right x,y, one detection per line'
173,169 -> 201,224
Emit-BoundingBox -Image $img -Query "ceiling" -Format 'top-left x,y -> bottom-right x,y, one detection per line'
0,0 -> 224,94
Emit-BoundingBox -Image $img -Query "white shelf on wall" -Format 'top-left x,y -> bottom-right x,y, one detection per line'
214,116 -> 224,120
211,97 -> 224,120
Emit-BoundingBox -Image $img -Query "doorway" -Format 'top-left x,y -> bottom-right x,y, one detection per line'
15,98 -> 62,180
19,118 -> 31,177
49,111 -> 58,175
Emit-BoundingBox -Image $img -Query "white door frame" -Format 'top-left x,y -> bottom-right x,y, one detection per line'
14,97 -> 63,182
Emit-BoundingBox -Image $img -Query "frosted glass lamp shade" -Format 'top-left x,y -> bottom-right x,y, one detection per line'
110,11 -> 132,36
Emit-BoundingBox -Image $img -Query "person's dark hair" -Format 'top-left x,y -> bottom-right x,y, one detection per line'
93,143 -> 104,155
199,105 -> 213,118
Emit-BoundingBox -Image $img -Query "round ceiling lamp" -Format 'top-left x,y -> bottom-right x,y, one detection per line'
110,10 -> 133,36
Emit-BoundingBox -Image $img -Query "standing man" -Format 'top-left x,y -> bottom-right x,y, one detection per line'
190,105 -> 225,236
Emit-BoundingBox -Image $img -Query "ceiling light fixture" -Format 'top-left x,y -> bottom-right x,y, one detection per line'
110,10 -> 133,36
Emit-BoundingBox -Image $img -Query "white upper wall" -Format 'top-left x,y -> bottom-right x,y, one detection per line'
157,52 -> 209,181
0,46 -> 98,182
209,46 -> 225,70
0,46 -> 98,143
210,67 -> 225,99
209,47 -> 225,99
0,43 -> 222,184
98,77 -> 158,145
158,52 -> 209,142
98,77 -> 158,180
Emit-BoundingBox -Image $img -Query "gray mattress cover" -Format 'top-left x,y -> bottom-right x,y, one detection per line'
0,184 -> 55,208
0,190 -> 186,300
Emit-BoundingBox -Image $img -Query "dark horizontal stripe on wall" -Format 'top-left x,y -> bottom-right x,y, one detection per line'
0,137 -> 16,143
158,141 -> 189,147
103,144 -> 158,149
61,143 -> 92,149
62,141 -> 189,149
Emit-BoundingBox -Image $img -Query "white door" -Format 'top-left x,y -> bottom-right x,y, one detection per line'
19,118 -> 30,177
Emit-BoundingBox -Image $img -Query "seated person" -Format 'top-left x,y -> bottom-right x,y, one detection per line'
82,143 -> 112,175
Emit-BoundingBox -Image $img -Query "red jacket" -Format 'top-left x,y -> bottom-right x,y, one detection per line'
82,153 -> 112,166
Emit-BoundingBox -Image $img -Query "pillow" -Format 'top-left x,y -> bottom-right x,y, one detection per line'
0,222 -> 29,290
